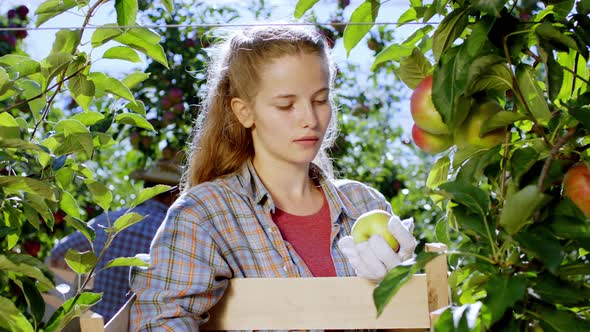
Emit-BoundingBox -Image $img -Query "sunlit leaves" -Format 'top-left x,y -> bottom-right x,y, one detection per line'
343,1 -> 380,56
103,46 -> 141,63
432,7 -> 469,61
293,0 -> 320,19
499,185 -> 551,235
51,29 -> 81,55
515,64 -> 552,122
64,249 -> 97,274
114,28 -> 169,68
394,48 -> 433,89
115,0 -> 138,27
35,0 -> 89,27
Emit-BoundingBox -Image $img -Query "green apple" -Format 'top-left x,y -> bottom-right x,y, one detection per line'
562,162 -> 590,218
351,209 -> 400,252
454,100 -> 505,149
411,75 -> 450,135
412,123 -> 453,154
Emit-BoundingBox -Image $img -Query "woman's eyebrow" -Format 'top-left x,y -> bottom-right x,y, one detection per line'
271,87 -> 329,100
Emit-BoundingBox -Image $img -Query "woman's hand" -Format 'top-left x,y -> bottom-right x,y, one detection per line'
338,215 -> 417,281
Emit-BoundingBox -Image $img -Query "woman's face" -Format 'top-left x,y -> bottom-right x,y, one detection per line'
238,53 -> 332,169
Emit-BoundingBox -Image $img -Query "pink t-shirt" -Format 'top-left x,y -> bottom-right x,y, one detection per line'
272,196 -> 337,277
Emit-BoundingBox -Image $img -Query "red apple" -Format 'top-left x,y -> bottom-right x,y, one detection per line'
410,75 -> 449,135
454,100 -> 505,149
562,162 -> 590,218
412,124 -> 453,154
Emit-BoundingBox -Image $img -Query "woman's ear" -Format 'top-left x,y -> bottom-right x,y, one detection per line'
231,97 -> 254,128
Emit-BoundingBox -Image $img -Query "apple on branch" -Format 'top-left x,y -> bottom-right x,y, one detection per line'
562,162 -> 590,218
454,100 -> 505,149
412,124 -> 453,154
351,210 -> 400,252
410,75 -> 449,135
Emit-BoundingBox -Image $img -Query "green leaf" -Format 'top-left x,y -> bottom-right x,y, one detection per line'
15,79 -> 44,119
556,50 -> 589,101
0,55 -> 41,77
161,0 -> 174,12
64,215 -> 95,243
115,113 -> 156,131
0,296 -> 34,332
64,249 -> 97,274
103,46 -> 141,63
465,57 -> 512,96
0,112 -> 21,139
371,44 -> 414,70
470,0 -> 507,17
550,215 -> 590,240
510,147 -> 540,180
126,100 -> 146,116
0,176 -> 56,201
434,302 -> 484,332
0,255 -> 54,289
112,212 -> 145,234
60,191 -> 81,219
426,156 -> 450,189
130,184 -> 173,209
72,111 -> 105,126
45,291 -> 102,332
14,279 -> 45,327
535,21 -> 579,52
401,25 -> 434,47
93,132 -> 116,148
121,71 -> 150,89
545,54 -> 564,102
432,45 -> 472,130
373,252 -> 439,316
438,181 -> 490,217
432,7 -> 469,61
114,28 -> 169,68
483,274 -> 527,325
499,185 -> 551,235
294,0 -> 320,19
343,1 -> 380,56
533,272 -> 590,306
456,146 -> 502,184
68,74 -> 95,112
51,29 -> 81,55
35,0 -> 89,27
41,52 -> 75,84
536,303 -> 590,331
104,256 -> 150,269
569,105 -> 590,131
0,138 -> 46,151
115,0 -> 138,27
394,48 -> 433,89
91,24 -> 123,47
85,180 -> 112,211
515,64 -> 552,122
480,111 -> 527,135
88,72 -> 134,101
452,205 -> 493,239
0,66 -> 9,95
516,226 -> 562,273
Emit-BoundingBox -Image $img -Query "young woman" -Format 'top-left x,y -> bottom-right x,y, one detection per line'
129,24 -> 417,330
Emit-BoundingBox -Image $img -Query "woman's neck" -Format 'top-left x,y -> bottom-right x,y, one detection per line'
252,158 -> 323,215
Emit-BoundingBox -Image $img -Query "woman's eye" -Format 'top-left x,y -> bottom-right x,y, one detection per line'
276,104 -> 293,111
313,99 -> 328,105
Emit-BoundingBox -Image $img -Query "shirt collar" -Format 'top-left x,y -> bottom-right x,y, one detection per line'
233,160 -> 353,223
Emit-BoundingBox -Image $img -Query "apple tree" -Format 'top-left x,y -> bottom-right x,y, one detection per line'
297,0 -> 590,330
0,0 -> 178,330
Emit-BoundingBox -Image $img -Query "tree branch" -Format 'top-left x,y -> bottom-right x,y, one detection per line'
537,126 -> 577,192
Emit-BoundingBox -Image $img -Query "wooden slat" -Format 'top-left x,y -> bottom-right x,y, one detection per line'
202,276 -> 430,330
425,243 -> 449,331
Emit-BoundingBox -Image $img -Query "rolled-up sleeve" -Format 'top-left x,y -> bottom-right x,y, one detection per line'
129,195 -> 232,331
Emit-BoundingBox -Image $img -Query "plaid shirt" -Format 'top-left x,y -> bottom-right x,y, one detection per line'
130,161 -> 391,331
49,199 -> 169,322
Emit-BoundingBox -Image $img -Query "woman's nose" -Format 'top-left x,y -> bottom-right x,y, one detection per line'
299,102 -> 318,128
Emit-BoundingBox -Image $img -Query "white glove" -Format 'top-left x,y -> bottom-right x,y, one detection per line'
338,215 -> 417,281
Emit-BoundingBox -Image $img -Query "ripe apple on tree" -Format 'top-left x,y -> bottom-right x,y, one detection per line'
412,124 -> 453,154
562,162 -> 590,218
454,100 -> 505,149
351,209 -> 400,252
410,75 -> 449,135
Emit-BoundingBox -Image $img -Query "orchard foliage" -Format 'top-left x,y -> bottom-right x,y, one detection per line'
0,0 -> 176,330
298,0 -> 590,330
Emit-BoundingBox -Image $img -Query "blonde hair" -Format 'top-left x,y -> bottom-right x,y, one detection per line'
183,24 -> 338,191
